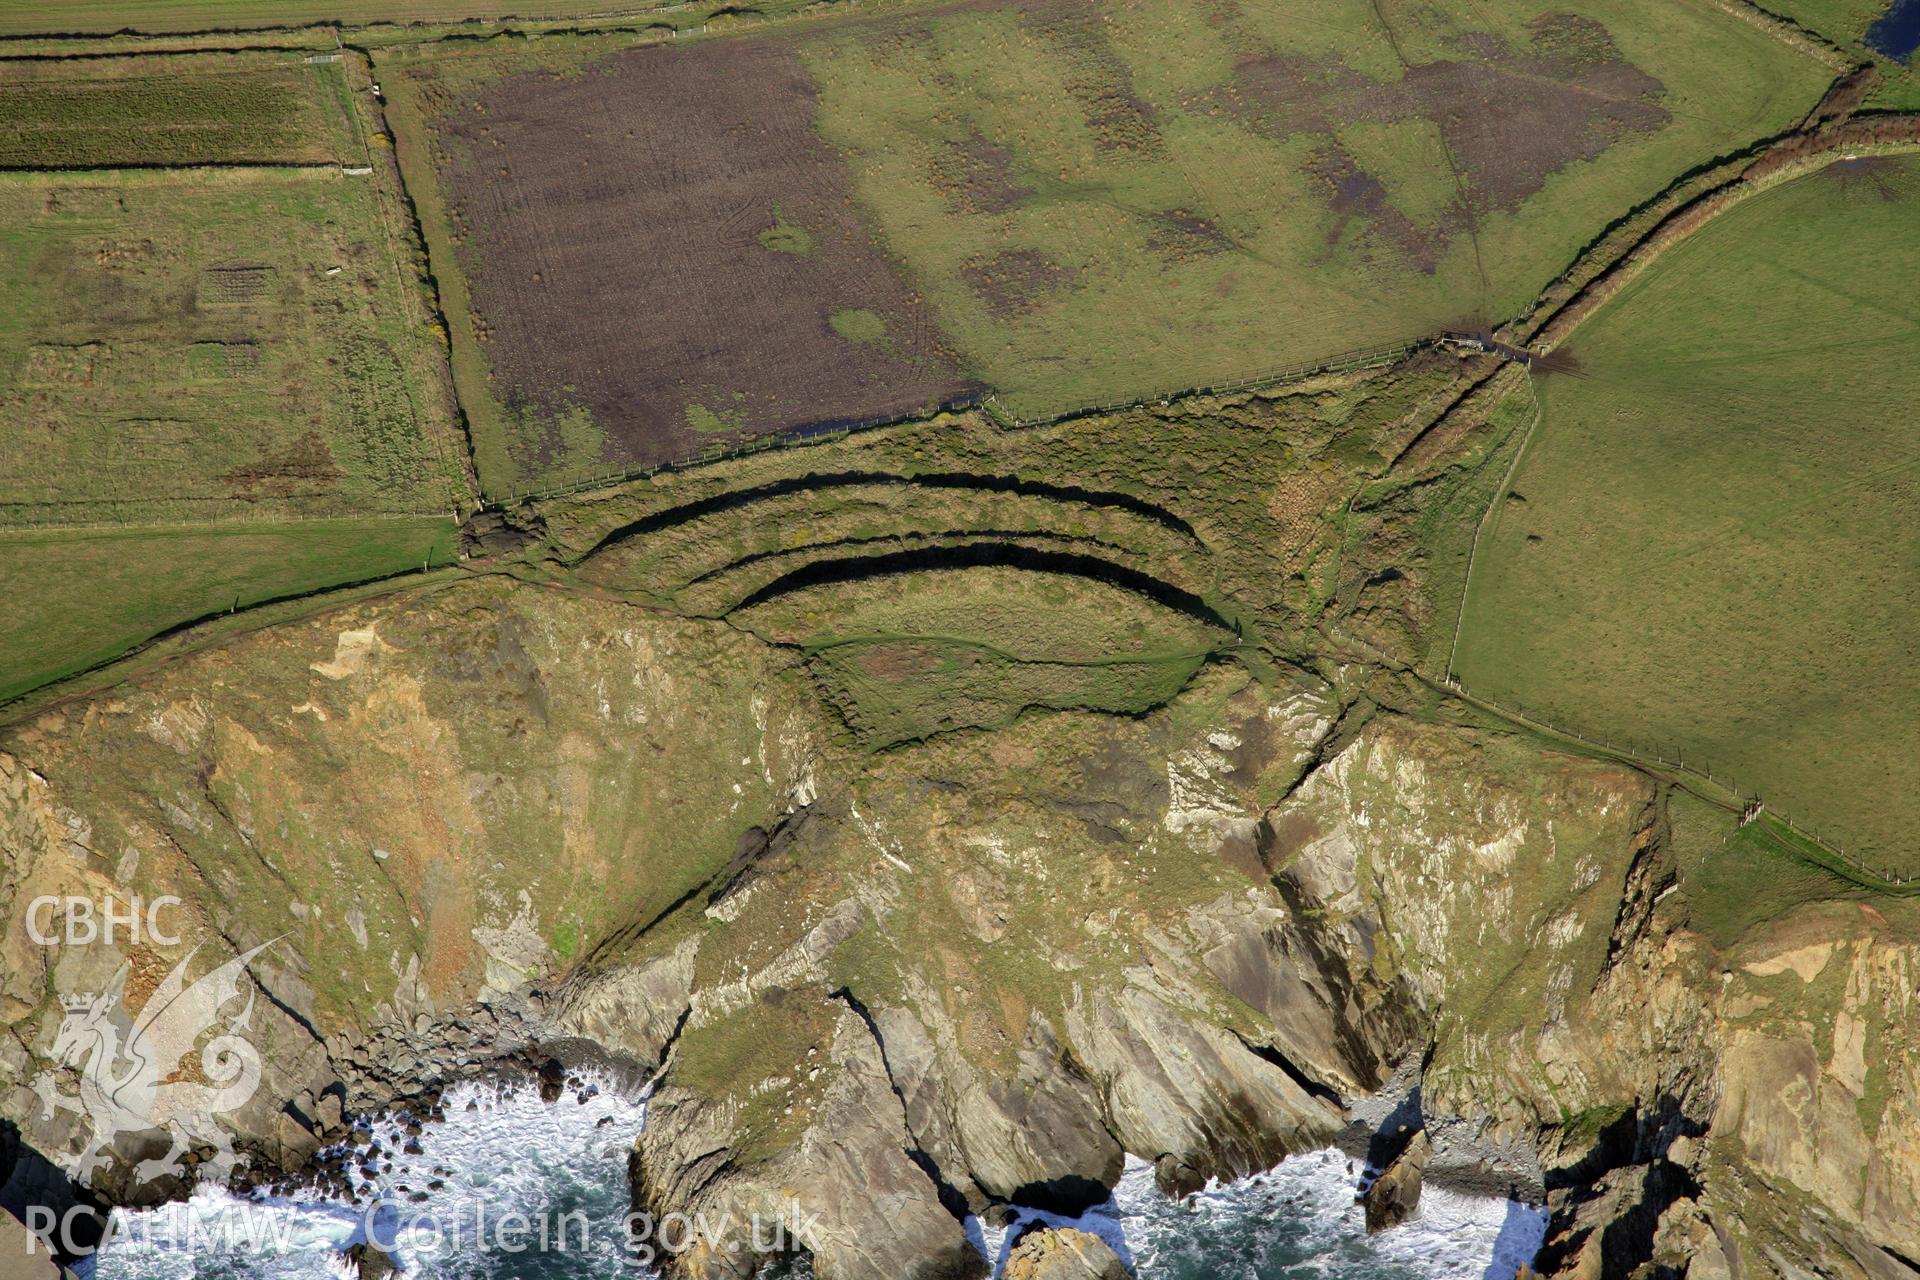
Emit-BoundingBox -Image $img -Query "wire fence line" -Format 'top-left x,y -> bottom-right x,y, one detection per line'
982,337 -> 1446,429
1443,367 -> 1541,685
1443,673 -> 1913,888
1324,623 -> 1911,888
0,507 -> 456,536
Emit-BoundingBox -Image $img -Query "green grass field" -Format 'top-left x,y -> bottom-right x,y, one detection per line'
797,0 -> 1829,416
0,52 -> 353,167
0,0 -> 659,34
0,167 -> 463,524
733,564 -> 1229,746
0,517 -> 455,703
1453,153 -> 1920,867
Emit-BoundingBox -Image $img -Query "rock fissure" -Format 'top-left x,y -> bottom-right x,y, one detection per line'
1225,1027 -> 1345,1109
828,986 -> 978,1225
684,528 -> 1160,594
725,542 -> 1237,633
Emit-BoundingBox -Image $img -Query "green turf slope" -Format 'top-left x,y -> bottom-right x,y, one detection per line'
1455,154 -> 1920,867
0,518 -> 456,705
800,0 -> 1830,416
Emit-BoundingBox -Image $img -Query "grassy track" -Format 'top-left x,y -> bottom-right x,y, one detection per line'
0,1 -> 670,35
0,517 -> 456,703
1453,153 -> 1920,868
797,0 -> 1828,417
0,52 -> 347,166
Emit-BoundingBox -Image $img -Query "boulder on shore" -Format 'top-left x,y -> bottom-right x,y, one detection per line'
344,1242 -> 396,1280
1364,1129 -> 1431,1234
1002,1226 -> 1134,1280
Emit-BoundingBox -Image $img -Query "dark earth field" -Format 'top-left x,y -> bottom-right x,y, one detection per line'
409,37 -> 977,477
384,0 -> 1823,493
0,3 -> 1919,1280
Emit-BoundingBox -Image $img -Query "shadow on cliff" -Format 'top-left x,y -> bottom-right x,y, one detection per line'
1,1121 -> 107,1277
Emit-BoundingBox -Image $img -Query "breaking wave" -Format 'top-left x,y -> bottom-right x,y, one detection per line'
89,1081 -> 1542,1279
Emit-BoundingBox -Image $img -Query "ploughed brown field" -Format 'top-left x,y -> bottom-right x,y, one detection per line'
423,37 -> 977,474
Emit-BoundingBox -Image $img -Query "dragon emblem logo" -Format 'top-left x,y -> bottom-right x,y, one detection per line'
32,940 -> 277,1188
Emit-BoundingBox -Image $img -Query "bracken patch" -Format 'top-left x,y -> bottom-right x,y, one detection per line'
961,248 -> 1080,318
1222,12 -> 1669,267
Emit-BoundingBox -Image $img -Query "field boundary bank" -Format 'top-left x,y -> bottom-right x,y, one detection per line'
502,337 -> 1474,506
980,340 -> 1441,429
502,392 -> 988,503
0,160 -> 357,179
0,0 -> 920,49
0,510 -> 455,536
0,38 -> 345,61
1698,0 -> 1853,69
1518,123 -> 1920,353
1496,37 -> 1911,353
0,0 -> 737,45
1324,624 -> 1914,888
334,44 -> 484,511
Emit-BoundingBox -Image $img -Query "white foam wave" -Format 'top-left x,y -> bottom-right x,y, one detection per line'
91,1090 -> 1541,1280
977,1148 -> 1546,1280
93,1075 -> 649,1279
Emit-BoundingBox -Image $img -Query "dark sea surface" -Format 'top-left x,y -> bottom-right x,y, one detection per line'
1868,0 -> 1920,61
90,1081 -> 1543,1279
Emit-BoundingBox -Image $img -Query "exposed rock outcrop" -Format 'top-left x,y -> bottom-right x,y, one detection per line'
344,1241 -> 397,1280
631,1002 -> 985,1280
2,577 -> 1917,1280
1061,979 -> 1346,1196
0,580 -> 828,1221
871,1001 -> 1123,1214
1002,1226 -> 1133,1280
1365,1129 -> 1430,1233
1273,716 -> 1920,1277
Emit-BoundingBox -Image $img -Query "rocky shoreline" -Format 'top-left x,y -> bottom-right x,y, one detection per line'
3,581 -> 1916,1280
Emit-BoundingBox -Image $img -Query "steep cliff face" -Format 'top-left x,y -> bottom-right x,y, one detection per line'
1271,718 -> 1920,1278
0,577 -> 826,1200
602,663 -> 1417,1277
1,576 -> 1915,1279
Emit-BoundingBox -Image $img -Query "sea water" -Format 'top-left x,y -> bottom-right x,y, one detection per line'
89,1079 -> 649,1280
88,1079 -> 1544,1279
978,1149 -> 1546,1280
1867,0 -> 1920,62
